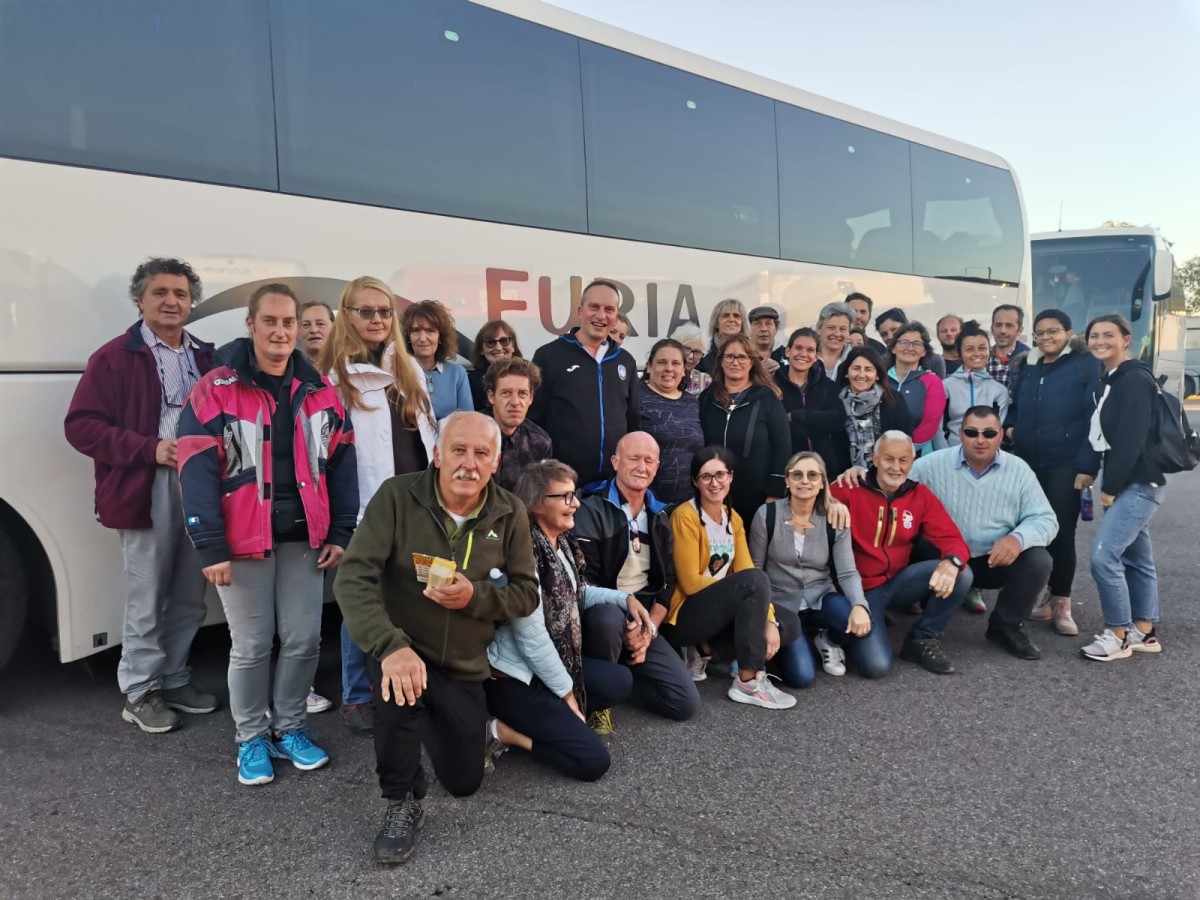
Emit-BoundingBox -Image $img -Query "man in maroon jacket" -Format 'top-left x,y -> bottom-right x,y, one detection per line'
831,431 -> 974,675
64,258 -> 218,734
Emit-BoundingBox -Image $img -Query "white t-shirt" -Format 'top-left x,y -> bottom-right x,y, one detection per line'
616,505 -> 651,594
701,506 -> 734,581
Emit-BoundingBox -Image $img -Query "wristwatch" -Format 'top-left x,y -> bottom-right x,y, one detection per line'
648,622 -> 658,639
944,555 -> 965,570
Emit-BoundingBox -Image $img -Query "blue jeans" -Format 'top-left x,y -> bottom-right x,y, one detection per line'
773,593 -> 858,688
340,621 -> 373,707
1090,482 -> 1163,628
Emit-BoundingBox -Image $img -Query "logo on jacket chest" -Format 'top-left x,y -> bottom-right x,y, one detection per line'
902,510 -> 914,531
617,364 -> 628,381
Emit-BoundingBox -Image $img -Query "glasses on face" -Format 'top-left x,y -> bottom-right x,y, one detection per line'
894,339 -> 923,350
542,491 -> 578,507
683,348 -> 704,359
962,427 -> 1000,439
697,470 -> 731,485
1033,328 -> 1064,339
722,354 -> 752,364
787,469 -> 823,482
350,306 -> 393,321
483,336 -> 514,349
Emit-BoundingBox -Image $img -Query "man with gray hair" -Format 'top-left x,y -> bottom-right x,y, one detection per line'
336,410 -> 539,865
831,431 -> 974,675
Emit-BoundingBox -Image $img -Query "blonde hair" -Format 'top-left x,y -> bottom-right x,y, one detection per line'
783,451 -> 831,516
317,276 -> 431,428
706,298 -> 749,351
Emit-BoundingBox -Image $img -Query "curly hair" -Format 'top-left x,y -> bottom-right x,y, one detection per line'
401,300 -> 457,365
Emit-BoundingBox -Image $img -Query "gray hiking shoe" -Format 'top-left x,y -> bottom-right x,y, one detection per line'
162,683 -> 219,714
122,691 -> 182,733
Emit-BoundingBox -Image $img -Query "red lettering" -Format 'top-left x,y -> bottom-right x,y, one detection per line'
485,268 -> 529,321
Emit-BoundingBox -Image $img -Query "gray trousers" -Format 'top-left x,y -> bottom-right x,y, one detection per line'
117,467 -> 208,703
215,541 -> 324,744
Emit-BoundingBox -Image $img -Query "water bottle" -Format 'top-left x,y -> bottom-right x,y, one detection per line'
1080,487 -> 1094,522
488,567 -> 508,587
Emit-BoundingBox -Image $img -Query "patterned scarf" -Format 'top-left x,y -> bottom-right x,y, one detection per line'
529,525 -> 586,707
841,384 -> 884,469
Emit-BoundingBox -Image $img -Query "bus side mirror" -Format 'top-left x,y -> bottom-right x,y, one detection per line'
1153,249 -> 1175,302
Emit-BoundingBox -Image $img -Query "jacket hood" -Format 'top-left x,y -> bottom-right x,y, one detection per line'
863,469 -> 919,498
216,337 -> 324,385
1024,335 -> 1087,366
946,366 -> 997,382
1104,358 -> 1154,383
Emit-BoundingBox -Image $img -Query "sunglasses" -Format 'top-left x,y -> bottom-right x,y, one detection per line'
786,470 -> 823,482
962,427 -> 1000,439
483,336 -> 514,349
350,306 -> 393,320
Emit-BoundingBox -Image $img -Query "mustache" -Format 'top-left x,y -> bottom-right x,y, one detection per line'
452,469 -> 481,482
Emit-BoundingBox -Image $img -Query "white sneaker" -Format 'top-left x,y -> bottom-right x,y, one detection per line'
306,689 -> 333,714
813,629 -> 847,676
727,672 -> 797,710
1081,629 -> 1132,662
685,648 -> 710,682
1126,626 -> 1162,654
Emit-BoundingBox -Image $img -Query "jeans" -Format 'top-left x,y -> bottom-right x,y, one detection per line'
116,467 -> 208,702
340,622 -> 373,707
214,541 -> 324,744
1035,467 -> 1082,597
968,547 -> 1052,633
771,594 -> 857,688
1090,482 -> 1163,628
581,605 -> 700,721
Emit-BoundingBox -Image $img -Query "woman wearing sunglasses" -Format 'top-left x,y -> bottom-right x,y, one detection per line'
834,347 -> 913,474
663,446 -> 799,710
467,320 -> 524,411
749,452 -> 869,686
483,460 -> 645,779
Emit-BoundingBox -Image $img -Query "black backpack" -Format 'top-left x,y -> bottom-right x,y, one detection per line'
1149,375 -> 1200,474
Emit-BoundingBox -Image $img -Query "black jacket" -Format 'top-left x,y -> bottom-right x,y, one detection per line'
697,383 -> 791,523
1092,359 -> 1164,495
1007,345 -> 1102,472
529,329 -> 640,487
572,479 -> 676,611
775,367 -> 845,473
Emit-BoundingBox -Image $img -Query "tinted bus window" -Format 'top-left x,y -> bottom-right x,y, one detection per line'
777,104 -> 912,273
0,1 -> 276,189
580,42 -> 779,258
271,0 -> 587,233
910,145 -> 1023,284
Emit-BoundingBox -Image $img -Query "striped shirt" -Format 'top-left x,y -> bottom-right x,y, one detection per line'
141,321 -> 201,440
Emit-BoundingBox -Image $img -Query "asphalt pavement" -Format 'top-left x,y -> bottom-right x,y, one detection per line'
2,470 -> 1200,900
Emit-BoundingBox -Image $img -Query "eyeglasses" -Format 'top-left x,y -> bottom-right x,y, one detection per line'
683,348 -> 704,359
722,354 -> 752,364
962,427 -> 1000,439
543,491 -> 578,506
483,336 -> 513,349
349,306 -> 393,320
1033,328 -> 1064,339
697,471 -> 731,485
893,339 -> 924,350
786,470 -> 823,482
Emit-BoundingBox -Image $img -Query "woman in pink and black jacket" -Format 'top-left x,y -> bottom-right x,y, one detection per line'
177,283 -> 358,787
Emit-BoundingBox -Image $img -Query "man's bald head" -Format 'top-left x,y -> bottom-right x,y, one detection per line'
612,431 -> 660,496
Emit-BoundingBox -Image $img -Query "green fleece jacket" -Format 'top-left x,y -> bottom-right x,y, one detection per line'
334,466 -> 538,681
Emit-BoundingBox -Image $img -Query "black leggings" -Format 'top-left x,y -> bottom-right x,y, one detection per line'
1035,467 -> 1081,597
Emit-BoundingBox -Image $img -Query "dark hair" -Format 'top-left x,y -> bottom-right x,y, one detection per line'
402,300 -> 456,364
299,300 -> 333,319
837,347 -> 898,405
470,320 -> 523,370
1084,313 -> 1132,340
688,445 -> 738,520
874,306 -> 907,333
641,338 -> 686,381
954,319 -> 990,356
1033,308 -> 1072,332
129,257 -> 202,308
962,404 -> 1002,428
513,459 -> 578,518
894,321 -> 935,368
845,292 -> 873,312
483,356 -> 542,397
991,303 -> 1025,326
710,334 -> 782,406
786,326 -> 820,349
248,282 -> 298,318
582,279 -> 622,305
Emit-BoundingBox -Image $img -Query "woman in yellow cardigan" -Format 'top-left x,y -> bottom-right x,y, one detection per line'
664,446 -> 800,710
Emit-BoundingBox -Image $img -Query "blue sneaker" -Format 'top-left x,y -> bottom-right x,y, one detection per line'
274,729 -> 330,771
237,736 -> 276,786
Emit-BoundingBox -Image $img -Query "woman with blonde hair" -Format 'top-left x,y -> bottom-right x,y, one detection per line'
317,276 -> 437,733
696,298 -> 749,375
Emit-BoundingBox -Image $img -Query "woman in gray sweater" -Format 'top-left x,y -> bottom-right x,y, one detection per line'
748,451 -> 870,686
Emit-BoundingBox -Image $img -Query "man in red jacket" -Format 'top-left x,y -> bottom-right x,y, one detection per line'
830,431 -> 974,675
64,258 -> 217,734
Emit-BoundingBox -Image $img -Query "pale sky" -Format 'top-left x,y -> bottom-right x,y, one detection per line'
549,0 -> 1200,263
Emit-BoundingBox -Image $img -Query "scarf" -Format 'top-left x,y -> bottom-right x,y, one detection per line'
841,384 -> 884,468
529,525 -> 586,707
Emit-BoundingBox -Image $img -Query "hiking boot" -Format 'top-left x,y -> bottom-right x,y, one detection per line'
727,672 -> 797,710
1051,597 -> 1078,636
374,798 -> 425,866
161,683 -> 218,715
587,708 -> 615,749
237,735 -> 276,786
962,589 -> 987,614
1029,589 -> 1053,622
985,624 -> 1041,660
813,629 -> 846,676
273,729 -> 329,771
1081,628 -> 1132,661
306,689 -> 333,714
900,635 -> 955,674
340,703 -> 375,735
121,691 -> 181,734
1126,625 -> 1162,654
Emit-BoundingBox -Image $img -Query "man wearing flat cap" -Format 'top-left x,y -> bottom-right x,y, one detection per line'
748,306 -> 786,375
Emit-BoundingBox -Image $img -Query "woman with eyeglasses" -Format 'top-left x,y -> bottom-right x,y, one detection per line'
484,460 -> 647,779
697,334 -> 791,524
749,452 -> 870,687
664,446 -> 799,709
775,327 -> 845,472
1004,309 -> 1100,636
833,347 -> 913,474
887,321 -> 946,457
401,300 -> 472,422
696,298 -> 749,376
668,323 -> 711,395
317,277 -> 436,735
468,320 -> 524,411
637,338 -> 704,504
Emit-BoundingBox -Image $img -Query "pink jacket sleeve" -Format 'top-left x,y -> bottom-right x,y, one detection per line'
913,372 -> 947,445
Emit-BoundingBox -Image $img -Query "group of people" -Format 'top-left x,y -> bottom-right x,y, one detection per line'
65,259 -> 1172,866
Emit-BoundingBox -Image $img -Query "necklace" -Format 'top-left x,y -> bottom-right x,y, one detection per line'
785,498 -> 814,531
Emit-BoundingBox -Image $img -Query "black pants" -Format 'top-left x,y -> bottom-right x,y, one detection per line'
968,547 -> 1053,632
1034,467 -> 1081,597
581,605 -> 700,721
660,569 -> 801,671
367,657 -> 488,801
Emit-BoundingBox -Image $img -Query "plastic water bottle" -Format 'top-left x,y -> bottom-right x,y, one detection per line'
1080,487 -> 1095,522
488,567 -> 508,587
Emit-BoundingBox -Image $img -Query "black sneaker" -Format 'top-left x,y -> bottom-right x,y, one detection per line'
900,636 -> 955,674
374,798 -> 425,865
985,625 -> 1042,660
339,703 -> 375,736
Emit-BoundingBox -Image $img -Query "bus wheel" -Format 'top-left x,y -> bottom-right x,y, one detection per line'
0,528 -> 29,673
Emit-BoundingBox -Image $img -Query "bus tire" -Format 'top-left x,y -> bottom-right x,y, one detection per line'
0,527 -> 29,673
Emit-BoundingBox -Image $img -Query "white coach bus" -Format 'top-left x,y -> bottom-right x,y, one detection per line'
0,0 -> 1030,670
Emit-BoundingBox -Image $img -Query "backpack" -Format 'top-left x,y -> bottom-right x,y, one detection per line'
1149,375 -> 1200,474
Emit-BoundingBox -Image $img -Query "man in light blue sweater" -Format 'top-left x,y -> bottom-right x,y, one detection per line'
909,406 -> 1058,660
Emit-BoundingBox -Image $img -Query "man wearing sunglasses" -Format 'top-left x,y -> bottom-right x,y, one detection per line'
909,406 -> 1058,660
